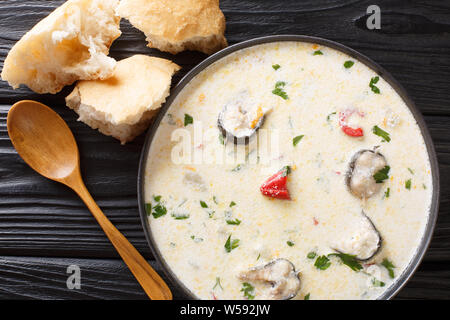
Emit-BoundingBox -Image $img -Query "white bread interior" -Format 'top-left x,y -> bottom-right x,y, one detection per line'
1,0 -> 121,94
65,55 -> 180,144
117,0 -> 227,55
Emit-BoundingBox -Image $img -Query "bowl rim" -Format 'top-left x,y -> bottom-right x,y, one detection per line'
137,34 -> 440,300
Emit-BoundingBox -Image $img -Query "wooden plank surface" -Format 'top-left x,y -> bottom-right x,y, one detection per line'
0,0 -> 449,299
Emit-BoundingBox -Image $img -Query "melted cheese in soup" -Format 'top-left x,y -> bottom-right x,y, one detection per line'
144,41 -> 433,300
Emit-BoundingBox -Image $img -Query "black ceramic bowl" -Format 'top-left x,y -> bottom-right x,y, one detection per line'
137,35 -> 440,300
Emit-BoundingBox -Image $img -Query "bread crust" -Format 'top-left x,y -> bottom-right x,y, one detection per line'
66,55 -> 180,144
117,0 -> 227,54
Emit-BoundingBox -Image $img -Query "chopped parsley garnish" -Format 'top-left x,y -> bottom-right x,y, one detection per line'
241,282 -> 255,300
313,50 -> 323,55
145,203 -> 152,216
147,196 -> 167,218
293,135 -> 304,147
314,255 -> 331,270
381,258 -> 395,278
231,164 -> 242,172
287,241 -> 295,247
219,134 -> 225,145
372,125 -> 391,142
224,235 -> 240,252
213,196 -> 219,204
344,60 -> 355,68
304,293 -> 311,300
226,218 -> 241,225
307,251 -> 317,259
151,204 -> 167,219
423,183 -> 427,189
272,81 -> 289,100
281,165 -> 291,177
369,76 -> 381,94
184,113 -> 193,126
384,187 -> 390,198
328,253 -> 362,271
200,200 -> 208,208
371,278 -> 385,287
408,168 -> 414,174
272,64 -> 281,70
171,213 -> 189,220
256,253 -> 261,261
326,112 -> 336,122
405,179 -> 412,190
229,201 -> 236,207
190,235 -> 203,242
213,277 -> 223,291
373,166 -> 390,183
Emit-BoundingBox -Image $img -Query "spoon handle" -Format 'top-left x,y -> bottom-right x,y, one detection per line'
66,174 -> 172,300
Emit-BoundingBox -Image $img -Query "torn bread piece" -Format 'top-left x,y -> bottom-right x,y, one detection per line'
1,0 -> 121,94
65,55 -> 180,144
117,0 -> 227,55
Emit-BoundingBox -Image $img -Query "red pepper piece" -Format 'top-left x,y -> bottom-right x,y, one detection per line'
260,166 -> 291,200
338,109 -> 364,137
341,125 -> 364,137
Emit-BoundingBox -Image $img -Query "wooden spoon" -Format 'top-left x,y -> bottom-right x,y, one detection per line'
7,100 -> 172,300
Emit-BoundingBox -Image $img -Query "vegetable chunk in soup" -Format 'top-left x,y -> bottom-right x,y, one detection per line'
144,41 -> 433,300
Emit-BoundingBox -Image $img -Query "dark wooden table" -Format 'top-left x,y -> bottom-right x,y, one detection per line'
0,0 -> 449,300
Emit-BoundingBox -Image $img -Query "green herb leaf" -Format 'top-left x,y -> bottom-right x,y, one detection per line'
231,164 -> 242,172
200,200 -> 208,208
307,251 -> 317,259
313,50 -> 323,55
373,166 -> 390,183
213,196 -> 219,204
326,112 -> 336,122
293,135 -> 304,147
226,218 -> 241,225
145,203 -> 152,216
213,277 -> 223,291
372,125 -> 391,142
314,255 -> 331,270
229,201 -> 236,207
281,165 -> 291,177
328,253 -> 363,271
272,64 -> 281,70
381,258 -> 395,279
190,235 -> 203,242
371,278 -> 385,287
287,241 -> 295,247
225,235 -> 240,252
171,213 -> 189,220
405,179 -> 412,190
344,60 -> 354,68
272,81 -> 288,100
184,113 -> 193,126
152,204 -> 167,219
219,134 -> 225,145
369,76 -> 381,94
241,282 -> 255,300
408,168 -> 414,174
304,293 -> 310,300
384,187 -> 390,198
153,195 -> 161,202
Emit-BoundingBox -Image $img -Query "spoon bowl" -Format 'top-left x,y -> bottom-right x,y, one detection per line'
7,100 -> 172,300
7,100 -> 79,181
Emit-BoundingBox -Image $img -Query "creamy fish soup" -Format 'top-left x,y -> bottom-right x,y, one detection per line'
144,41 -> 433,300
